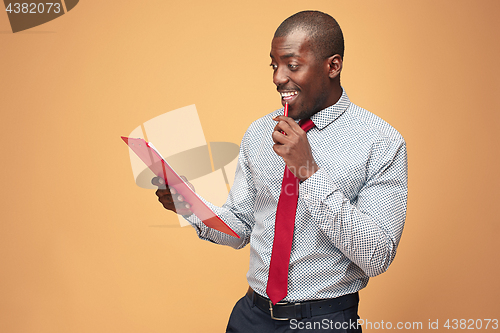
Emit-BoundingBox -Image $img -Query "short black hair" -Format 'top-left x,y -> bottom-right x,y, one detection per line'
274,10 -> 344,60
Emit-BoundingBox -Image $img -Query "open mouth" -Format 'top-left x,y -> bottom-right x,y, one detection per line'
280,91 -> 298,102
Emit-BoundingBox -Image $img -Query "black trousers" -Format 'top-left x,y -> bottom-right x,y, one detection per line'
226,293 -> 362,333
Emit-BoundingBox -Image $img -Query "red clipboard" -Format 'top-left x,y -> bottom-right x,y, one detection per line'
122,136 -> 240,238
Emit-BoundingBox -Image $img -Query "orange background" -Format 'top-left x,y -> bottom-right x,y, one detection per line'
1,1 -> 499,332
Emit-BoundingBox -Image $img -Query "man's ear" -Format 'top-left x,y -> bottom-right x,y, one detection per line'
327,54 -> 343,79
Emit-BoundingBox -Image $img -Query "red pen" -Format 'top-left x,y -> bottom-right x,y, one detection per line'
279,103 -> 289,135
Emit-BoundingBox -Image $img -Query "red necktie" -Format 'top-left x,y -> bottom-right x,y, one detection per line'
266,118 -> 315,305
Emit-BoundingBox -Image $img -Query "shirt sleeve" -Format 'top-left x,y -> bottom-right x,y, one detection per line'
183,129 -> 257,250
299,136 -> 408,277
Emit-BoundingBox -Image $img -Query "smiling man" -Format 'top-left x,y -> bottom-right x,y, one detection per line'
154,10 -> 407,333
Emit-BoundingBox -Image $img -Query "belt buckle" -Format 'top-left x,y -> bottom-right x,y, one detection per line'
268,300 -> 290,321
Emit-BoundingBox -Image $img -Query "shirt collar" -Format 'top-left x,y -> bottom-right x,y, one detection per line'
309,88 -> 350,130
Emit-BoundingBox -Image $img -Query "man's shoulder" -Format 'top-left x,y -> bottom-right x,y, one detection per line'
345,102 -> 405,144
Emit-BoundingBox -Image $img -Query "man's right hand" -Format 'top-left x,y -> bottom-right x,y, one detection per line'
152,176 -> 194,216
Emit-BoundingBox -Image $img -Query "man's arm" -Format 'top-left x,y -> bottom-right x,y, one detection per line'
301,137 -> 408,277
272,115 -> 408,276
153,129 -> 258,249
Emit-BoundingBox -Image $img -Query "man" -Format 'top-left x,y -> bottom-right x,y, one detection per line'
154,11 -> 407,333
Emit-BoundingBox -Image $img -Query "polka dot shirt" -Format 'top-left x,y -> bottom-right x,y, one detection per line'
186,89 -> 408,302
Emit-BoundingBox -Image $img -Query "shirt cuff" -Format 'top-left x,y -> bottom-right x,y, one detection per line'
299,167 -> 337,207
183,212 -> 206,232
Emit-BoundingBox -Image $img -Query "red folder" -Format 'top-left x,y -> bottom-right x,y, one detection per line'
122,136 -> 240,238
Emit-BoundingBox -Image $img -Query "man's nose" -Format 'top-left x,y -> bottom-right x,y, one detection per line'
273,66 -> 289,86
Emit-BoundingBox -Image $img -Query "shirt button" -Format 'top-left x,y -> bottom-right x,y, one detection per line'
304,194 -> 309,200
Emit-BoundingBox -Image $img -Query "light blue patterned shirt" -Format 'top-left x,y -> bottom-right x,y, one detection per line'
186,90 -> 408,302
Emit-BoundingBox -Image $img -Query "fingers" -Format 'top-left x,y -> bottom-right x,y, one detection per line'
156,187 -> 192,213
273,115 -> 302,130
155,186 -> 183,203
272,116 -> 303,141
151,176 -> 167,189
152,176 -> 193,216
272,122 -> 291,145
180,175 -> 196,192
151,176 -> 164,186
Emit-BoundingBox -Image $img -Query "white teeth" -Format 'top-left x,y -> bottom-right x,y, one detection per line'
281,91 -> 298,97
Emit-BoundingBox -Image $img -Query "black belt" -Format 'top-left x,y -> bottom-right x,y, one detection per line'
246,287 -> 359,321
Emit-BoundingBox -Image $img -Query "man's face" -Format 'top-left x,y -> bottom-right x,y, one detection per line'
270,30 -> 332,120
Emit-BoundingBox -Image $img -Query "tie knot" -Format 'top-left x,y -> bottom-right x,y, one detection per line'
298,118 -> 315,132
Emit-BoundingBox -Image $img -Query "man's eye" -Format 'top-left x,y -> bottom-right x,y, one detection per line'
270,64 -> 277,70
288,64 -> 298,70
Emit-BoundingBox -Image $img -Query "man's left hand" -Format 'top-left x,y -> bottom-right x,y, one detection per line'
272,115 -> 319,181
